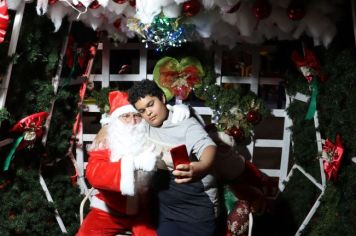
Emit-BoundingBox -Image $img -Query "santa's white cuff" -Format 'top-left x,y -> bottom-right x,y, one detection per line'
120,156 -> 135,196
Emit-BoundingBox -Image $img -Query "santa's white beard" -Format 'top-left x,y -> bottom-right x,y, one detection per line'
108,118 -> 147,162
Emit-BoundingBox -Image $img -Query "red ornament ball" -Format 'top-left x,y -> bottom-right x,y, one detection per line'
226,2 -> 241,14
75,2 -> 84,8
182,0 -> 201,17
246,110 -> 261,125
129,0 -> 136,7
89,0 -> 101,9
287,3 -> 306,21
113,0 -> 127,4
225,126 -> 245,141
48,0 -> 58,5
252,0 -> 272,20
113,19 -> 121,30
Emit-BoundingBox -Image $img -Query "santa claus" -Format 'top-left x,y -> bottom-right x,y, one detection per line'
77,91 -> 159,236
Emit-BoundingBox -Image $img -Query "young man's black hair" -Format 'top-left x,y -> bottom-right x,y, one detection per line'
128,79 -> 164,106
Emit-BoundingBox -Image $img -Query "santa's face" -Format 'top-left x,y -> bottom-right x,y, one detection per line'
108,115 -> 147,162
118,112 -> 142,125
134,95 -> 168,127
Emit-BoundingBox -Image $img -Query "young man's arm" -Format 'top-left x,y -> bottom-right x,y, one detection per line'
173,144 -> 216,183
172,119 -> 217,183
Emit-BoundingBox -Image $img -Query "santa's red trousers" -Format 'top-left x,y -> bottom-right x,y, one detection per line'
76,208 -> 156,236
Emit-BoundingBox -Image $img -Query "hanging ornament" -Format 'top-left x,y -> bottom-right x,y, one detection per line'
113,0 -> 126,3
252,0 -> 271,20
287,1 -> 306,21
182,0 -> 201,17
74,2 -> 84,8
129,0 -> 135,7
225,126 -> 245,142
48,0 -> 58,5
89,0 -> 101,9
225,1 -> 241,14
113,18 -> 121,31
246,110 -> 261,125
0,0 -> 9,43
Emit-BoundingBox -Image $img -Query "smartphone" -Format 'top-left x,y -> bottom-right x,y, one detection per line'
170,144 -> 190,169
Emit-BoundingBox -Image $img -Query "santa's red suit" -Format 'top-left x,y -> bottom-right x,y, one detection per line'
76,90 -> 157,236
76,148 -> 157,236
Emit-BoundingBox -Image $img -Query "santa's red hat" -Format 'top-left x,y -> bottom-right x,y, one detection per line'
109,91 -> 137,119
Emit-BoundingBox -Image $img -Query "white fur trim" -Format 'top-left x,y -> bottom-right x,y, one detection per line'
120,155 -> 135,196
100,113 -> 111,126
133,144 -> 157,171
110,105 -> 137,119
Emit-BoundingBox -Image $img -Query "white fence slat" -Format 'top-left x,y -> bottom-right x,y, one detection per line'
39,174 -> 67,233
0,1 -> 25,108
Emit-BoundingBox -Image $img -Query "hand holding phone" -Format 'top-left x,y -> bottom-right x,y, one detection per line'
170,144 -> 190,169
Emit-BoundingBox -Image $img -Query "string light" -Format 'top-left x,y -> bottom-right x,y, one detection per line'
132,15 -> 189,52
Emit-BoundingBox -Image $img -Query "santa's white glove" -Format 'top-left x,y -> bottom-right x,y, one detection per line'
167,104 -> 190,124
133,145 -> 157,172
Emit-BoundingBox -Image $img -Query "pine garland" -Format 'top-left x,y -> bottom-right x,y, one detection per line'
275,47 -> 356,235
194,69 -> 269,141
0,108 -> 11,124
91,87 -> 116,113
0,4 -> 82,235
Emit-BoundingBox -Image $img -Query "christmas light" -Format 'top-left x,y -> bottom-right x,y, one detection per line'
129,15 -> 190,52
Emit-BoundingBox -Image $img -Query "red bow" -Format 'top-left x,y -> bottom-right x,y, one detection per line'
291,48 -> 325,83
160,65 -> 200,100
64,36 -> 96,76
10,112 -> 49,150
0,0 -> 9,43
322,135 -> 344,182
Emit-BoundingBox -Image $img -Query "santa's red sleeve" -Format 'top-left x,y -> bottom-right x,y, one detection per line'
85,149 -> 123,192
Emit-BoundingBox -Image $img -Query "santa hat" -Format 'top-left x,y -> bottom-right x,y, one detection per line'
109,91 -> 137,119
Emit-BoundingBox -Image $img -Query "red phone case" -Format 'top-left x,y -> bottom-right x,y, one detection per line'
170,144 -> 190,169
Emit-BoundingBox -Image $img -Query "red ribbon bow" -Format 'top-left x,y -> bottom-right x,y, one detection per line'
10,112 -> 49,150
160,65 -> 200,100
322,135 -> 344,182
291,48 -> 325,83
64,36 -> 96,76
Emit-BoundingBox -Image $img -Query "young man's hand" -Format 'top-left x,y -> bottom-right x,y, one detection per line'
172,162 -> 205,183
172,164 -> 194,183
173,145 -> 216,183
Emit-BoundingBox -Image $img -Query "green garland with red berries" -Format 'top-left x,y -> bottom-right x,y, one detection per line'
194,70 -> 269,142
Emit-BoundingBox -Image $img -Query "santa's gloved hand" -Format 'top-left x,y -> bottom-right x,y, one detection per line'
167,104 -> 190,124
134,145 -> 157,172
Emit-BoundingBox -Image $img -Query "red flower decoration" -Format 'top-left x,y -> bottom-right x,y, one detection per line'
322,135 -> 344,182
